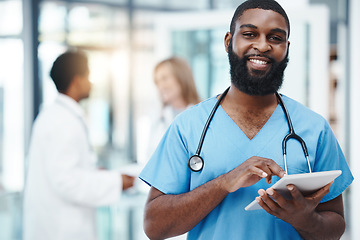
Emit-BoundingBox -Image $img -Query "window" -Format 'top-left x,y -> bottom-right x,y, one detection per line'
0,0 -> 24,192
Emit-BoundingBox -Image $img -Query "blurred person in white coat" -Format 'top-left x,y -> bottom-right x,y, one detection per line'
23,50 -> 135,240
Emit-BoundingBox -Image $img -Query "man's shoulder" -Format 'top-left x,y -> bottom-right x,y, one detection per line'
34,101 -> 79,129
282,94 -> 327,124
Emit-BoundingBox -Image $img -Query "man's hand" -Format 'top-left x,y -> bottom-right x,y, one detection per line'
256,181 -> 346,240
143,156 -> 285,239
221,156 -> 286,193
121,174 -> 135,190
256,181 -> 332,227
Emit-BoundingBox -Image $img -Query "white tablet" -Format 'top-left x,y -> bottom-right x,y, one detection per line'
244,170 -> 342,211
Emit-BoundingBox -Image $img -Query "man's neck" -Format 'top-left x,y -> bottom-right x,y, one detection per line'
63,89 -> 81,103
222,85 -> 278,111
219,85 -> 279,139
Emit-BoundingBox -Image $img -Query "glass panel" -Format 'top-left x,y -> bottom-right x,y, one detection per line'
97,194 -> 147,240
131,15 -> 161,164
0,1 -> 23,238
40,2 -> 129,48
0,39 -> 24,192
0,0 -> 22,36
133,10 -> 159,30
134,0 -> 208,9
162,0 -> 208,9
209,28 -> 231,95
108,49 -> 130,155
38,2 -> 131,165
171,28 -> 229,100
74,0 -> 128,4
39,2 -> 67,42
0,192 -> 22,240
67,4 -> 128,47
213,0 -> 245,9
134,0 -> 162,7
85,51 -> 113,149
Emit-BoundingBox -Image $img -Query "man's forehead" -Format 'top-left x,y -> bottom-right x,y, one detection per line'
236,8 -> 289,33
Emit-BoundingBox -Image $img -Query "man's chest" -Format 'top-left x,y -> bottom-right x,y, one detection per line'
227,110 -> 274,140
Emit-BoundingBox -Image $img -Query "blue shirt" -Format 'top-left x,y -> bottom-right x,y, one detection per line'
140,94 -> 353,240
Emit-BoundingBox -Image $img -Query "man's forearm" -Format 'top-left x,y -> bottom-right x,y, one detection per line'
143,156 -> 286,239
296,211 -> 345,240
144,175 -> 229,240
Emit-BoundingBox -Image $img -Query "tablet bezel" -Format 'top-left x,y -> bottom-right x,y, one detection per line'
244,170 -> 342,211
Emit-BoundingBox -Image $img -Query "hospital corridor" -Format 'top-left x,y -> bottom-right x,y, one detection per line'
0,0 -> 360,239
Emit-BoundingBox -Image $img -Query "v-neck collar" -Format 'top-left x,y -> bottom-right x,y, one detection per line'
200,96 -> 289,174
217,100 -> 283,142
213,101 -> 285,161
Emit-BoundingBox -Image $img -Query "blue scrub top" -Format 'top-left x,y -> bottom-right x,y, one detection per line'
140,94 -> 353,240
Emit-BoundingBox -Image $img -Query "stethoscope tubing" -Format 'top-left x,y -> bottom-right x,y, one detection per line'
194,87 -> 230,156
275,93 -> 311,174
188,87 -> 230,172
188,87 -> 312,174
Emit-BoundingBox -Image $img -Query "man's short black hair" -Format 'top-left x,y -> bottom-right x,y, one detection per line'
230,0 -> 290,38
50,50 -> 89,93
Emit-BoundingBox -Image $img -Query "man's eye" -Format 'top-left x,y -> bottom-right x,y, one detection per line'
242,32 -> 255,38
269,36 -> 283,42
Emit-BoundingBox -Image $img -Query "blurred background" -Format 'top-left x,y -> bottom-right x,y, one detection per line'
0,0 -> 359,239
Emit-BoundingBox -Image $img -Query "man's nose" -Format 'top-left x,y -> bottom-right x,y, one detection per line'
253,36 -> 271,52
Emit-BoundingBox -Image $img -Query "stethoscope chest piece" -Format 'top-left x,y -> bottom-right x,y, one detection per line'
188,87 -> 229,172
188,155 -> 204,172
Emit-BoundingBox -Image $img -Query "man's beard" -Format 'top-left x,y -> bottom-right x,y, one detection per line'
227,40 -> 289,96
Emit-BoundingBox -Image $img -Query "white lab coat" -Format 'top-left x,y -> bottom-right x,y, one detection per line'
23,94 -> 121,240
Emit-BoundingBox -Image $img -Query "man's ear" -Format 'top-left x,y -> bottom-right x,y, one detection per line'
224,32 -> 232,53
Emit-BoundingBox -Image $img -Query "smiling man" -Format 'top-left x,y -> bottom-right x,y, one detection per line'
139,1 -> 353,239
226,8 -> 289,96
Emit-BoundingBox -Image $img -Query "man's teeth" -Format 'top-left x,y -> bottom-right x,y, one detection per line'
249,59 -> 267,65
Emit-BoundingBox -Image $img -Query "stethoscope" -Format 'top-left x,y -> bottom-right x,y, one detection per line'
188,87 -> 312,175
